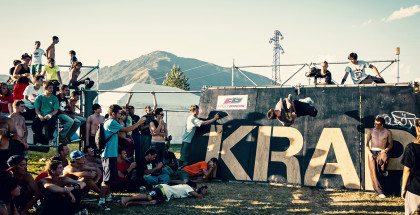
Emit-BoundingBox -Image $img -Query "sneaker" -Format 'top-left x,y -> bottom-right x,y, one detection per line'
97,203 -> 110,211
105,194 -> 116,202
78,208 -> 88,215
382,171 -> 388,177
378,194 -> 386,198
139,186 -> 146,192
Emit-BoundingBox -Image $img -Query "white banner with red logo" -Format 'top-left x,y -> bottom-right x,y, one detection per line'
216,95 -> 248,110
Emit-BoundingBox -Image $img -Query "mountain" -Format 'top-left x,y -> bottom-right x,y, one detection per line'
86,51 -> 271,91
0,75 -> 9,83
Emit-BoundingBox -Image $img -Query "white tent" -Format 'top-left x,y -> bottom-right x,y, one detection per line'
97,83 -> 200,144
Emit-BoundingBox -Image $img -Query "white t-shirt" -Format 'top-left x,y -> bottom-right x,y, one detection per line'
181,114 -> 203,143
31,48 -> 46,65
161,184 -> 194,201
23,85 -> 44,104
344,60 -> 370,84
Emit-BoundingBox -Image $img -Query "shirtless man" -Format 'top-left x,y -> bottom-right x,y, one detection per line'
39,158 -> 86,215
6,155 -> 42,215
9,100 -> 29,156
149,108 -> 168,163
63,150 -> 102,195
365,117 -> 393,198
85,104 -> 105,150
46,36 -> 59,60
0,113 -> 20,171
58,143 -> 70,167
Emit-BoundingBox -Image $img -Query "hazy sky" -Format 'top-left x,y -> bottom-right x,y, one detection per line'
1,0 -> 419,85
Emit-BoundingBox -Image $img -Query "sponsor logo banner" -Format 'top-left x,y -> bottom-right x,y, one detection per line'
216,95 -> 248,110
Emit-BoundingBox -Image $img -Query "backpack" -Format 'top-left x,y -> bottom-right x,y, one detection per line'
95,119 -> 116,154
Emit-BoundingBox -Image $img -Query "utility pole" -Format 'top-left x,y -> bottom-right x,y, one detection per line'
269,30 -> 284,85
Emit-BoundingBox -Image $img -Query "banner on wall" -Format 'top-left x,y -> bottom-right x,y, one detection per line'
216,95 -> 248,110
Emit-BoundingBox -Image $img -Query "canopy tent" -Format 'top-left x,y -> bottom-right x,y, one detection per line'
97,83 -> 200,144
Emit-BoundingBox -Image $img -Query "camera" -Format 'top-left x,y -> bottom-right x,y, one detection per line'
306,67 -> 321,78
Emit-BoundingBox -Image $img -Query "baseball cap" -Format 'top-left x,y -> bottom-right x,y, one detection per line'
6,155 -> 26,171
70,150 -> 86,160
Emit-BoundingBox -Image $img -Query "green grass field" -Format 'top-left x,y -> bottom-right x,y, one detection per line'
27,144 -> 405,215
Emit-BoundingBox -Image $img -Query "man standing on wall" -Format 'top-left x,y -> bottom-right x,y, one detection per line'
365,117 -> 393,198
46,36 -> 59,60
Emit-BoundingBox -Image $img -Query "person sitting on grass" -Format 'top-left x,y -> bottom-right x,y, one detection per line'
120,180 -> 207,207
172,158 -> 218,184
35,156 -> 63,183
63,150 -> 102,195
0,175 -> 21,215
83,145 -> 102,169
110,148 -> 138,192
140,149 -> 170,189
58,143 -> 70,167
38,158 -> 86,215
6,155 -> 42,215
162,136 -> 178,176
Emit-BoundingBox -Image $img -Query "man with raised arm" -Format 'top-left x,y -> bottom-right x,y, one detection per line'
366,117 -> 393,198
97,104 -> 146,211
179,105 -> 219,167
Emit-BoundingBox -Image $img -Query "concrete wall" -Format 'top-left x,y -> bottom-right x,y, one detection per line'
190,84 -> 419,192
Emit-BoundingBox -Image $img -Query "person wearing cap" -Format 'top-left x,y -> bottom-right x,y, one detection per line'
63,150 -> 102,195
39,158 -> 86,215
0,114 -> 21,172
7,155 -> 42,215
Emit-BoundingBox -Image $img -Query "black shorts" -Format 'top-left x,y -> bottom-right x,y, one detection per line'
102,157 -> 117,185
9,139 -> 26,157
293,100 -> 317,117
87,136 -> 98,150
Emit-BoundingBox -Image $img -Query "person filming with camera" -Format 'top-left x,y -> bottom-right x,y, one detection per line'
306,61 -> 332,85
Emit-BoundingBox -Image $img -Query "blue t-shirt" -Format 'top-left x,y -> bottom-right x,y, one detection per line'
101,119 -> 123,158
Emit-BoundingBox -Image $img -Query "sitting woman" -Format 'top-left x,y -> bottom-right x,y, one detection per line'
0,82 -> 14,117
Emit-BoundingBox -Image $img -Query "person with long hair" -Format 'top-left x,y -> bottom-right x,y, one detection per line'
0,175 -> 21,215
401,119 -> 420,214
0,83 -> 13,117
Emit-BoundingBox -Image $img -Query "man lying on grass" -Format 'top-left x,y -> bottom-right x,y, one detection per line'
120,180 -> 207,207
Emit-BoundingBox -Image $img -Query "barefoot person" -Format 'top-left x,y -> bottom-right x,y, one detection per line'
120,180 -> 207,207
366,117 -> 393,198
267,95 -> 317,127
401,119 -> 420,214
